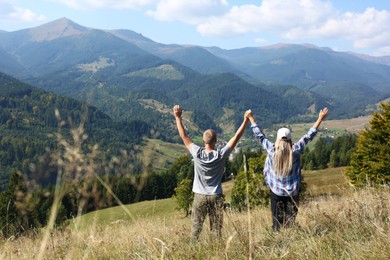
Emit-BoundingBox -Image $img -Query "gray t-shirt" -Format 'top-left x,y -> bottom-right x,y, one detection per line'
189,143 -> 231,195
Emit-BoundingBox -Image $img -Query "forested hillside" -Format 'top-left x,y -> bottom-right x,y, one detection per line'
0,73 -> 153,189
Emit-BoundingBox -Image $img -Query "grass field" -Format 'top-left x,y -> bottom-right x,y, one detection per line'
73,198 -> 178,229
75,167 -> 349,229
302,167 -> 351,197
1,167 -> 388,259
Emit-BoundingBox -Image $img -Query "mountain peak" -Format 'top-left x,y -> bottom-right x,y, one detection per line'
28,17 -> 89,42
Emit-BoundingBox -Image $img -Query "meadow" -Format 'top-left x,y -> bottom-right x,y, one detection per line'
1,167 -> 388,259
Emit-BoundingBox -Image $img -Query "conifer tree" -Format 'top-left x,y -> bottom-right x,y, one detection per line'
346,103 -> 390,186
0,171 -> 26,237
231,155 -> 269,211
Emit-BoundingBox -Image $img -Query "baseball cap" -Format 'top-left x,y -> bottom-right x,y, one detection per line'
277,127 -> 291,140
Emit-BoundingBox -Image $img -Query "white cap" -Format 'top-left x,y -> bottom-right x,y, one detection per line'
277,128 -> 291,140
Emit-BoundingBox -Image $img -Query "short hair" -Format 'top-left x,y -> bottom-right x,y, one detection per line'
203,129 -> 217,145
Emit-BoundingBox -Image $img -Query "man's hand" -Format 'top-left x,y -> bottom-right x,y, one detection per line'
173,104 -> 192,150
227,109 -> 251,150
173,105 -> 182,118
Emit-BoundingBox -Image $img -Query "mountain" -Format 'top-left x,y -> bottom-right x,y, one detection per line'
108,27 -> 390,111
0,18 -> 159,85
348,52 -> 390,66
0,72 -> 154,189
0,18 -> 329,132
106,30 -> 390,95
0,18 -> 388,133
0,48 -> 26,75
108,29 -> 247,78
205,45 -> 390,93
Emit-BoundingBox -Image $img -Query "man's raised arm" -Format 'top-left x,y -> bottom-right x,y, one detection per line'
227,110 -> 250,151
173,105 -> 193,150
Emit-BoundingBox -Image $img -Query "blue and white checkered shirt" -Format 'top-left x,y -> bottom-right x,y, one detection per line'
251,123 -> 318,196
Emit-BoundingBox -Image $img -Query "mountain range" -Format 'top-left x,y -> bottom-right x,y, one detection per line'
0,17 -> 389,136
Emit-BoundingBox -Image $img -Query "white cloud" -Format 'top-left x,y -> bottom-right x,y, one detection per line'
146,0 -> 229,24
285,8 -> 390,39
190,0 -> 390,54
196,0 -> 334,36
0,1 -> 45,22
284,7 -> 390,53
254,37 -> 267,44
53,0 -> 158,10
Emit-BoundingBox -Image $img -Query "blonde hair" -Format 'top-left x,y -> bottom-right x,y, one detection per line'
203,129 -> 217,145
272,139 -> 293,178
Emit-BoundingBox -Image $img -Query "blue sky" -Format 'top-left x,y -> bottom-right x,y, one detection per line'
1,0 -> 389,56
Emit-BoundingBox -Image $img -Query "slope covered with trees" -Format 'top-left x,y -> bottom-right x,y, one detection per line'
0,72 -> 153,189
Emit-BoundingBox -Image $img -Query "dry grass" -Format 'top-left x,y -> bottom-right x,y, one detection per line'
302,167 -> 351,197
1,185 -> 388,259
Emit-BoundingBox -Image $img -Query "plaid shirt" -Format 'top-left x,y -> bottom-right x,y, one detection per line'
250,123 -> 318,196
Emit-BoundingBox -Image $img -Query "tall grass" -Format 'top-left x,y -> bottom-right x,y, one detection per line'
1,185 -> 388,259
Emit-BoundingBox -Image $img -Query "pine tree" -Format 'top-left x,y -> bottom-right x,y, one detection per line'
231,155 -> 269,211
346,103 -> 390,186
0,171 -> 27,237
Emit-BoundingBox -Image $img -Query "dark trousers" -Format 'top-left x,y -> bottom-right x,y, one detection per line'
270,189 -> 299,231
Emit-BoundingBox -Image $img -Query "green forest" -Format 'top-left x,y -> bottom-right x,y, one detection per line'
0,72 -> 153,189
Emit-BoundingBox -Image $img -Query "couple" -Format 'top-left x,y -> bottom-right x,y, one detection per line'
173,105 -> 329,239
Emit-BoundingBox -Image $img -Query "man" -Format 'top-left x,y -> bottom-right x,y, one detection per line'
173,105 -> 250,239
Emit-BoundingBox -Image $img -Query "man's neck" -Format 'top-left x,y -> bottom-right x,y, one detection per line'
205,144 -> 215,153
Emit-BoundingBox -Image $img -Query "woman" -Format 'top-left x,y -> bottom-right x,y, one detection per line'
246,108 -> 329,231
